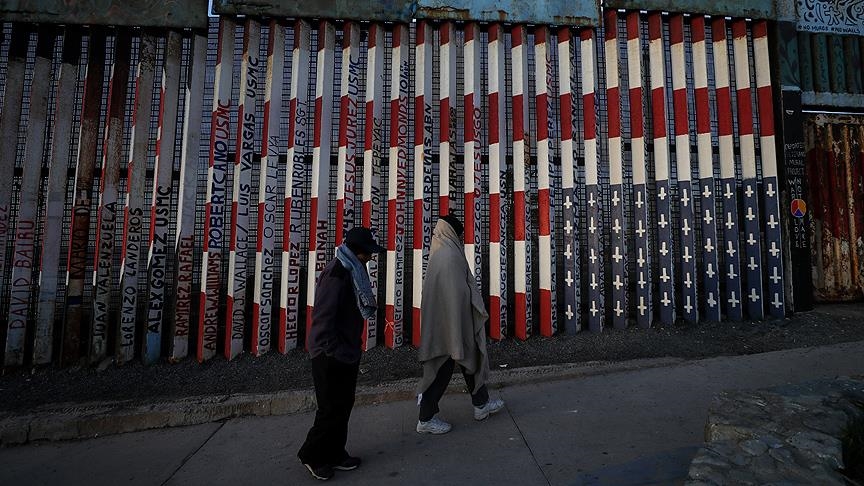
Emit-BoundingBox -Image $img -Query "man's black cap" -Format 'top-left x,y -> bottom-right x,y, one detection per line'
345,227 -> 386,254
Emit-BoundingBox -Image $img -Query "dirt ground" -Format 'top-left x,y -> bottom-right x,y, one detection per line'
1,304 -> 863,413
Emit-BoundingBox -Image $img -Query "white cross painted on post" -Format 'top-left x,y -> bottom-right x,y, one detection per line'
564,196 -> 573,209
614,301 -> 624,316
613,219 -> 622,234
725,213 -> 735,230
566,305 -> 574,320
707,292 -> 717,307
768,215 -> 778,229
728,264 -> 738,280
726,241 -> 736,257
566,271 -> 574,286
681,189 -> 690,207
637,249 -> 646,267
638,272 -> 647,289
747,233 -> 756,246
772,293 -> 782,309
745,185 -> 754,198
590,273 -> 598,290
745,207 -> 756,221
589,193 -> 596,207
707,263 -> 716,278
660,242 -> 669,257
638,297 -> 647,315
565,219 -> 573,235
659,214 -> 668,229
684,272 -> 693,288
766,183 -> 775,197
565,244 -> 572,259
590,248 -> 598,264
613,275 -> 623,290
590,301 -> 599,317
725,183 -> 734,199
749,288 -> 760,302
613,247 -> 623,263
661,292 -> 671,307
770,266 -> 781,284
684,296 -> 693,314
728,292 -> 740,307
682,219 -> 691,236
658,186 -> 667,200
636,220 -> 646,238
705,238 -> 714,253
748,257 -> 757,271
589,217 -> 596,234
683,247 -> 692,263
612,190 -> 620,206
636,191 -> 644,208
769,242 -> 780,257
702,185 -> 712,199
704,210 -> 713,225
660,268 -> 670,283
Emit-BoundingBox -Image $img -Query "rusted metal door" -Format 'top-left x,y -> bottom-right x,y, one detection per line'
806,114 -> 864,301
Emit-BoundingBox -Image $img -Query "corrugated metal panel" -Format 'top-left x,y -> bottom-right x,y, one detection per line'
0,0 -> 208,28
213,0 -> 599,25
799,31 -> 864,108
605,0 -> 776,19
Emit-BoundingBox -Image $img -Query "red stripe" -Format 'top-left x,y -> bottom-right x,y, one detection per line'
560,92 -> 573,140
737,87 -> 754,136
604,10 -> 617,41
149,205 -> 157,244
579,29 -> 591,42
536,93 -> 549,139
362,199 -> 371,226
753,20 -> 768,39
252,302 -> 260,353
515,294 -> 527,340
711,18 -> 727,41
490,193 -> 501,241
651,87 -> 666,139
732,19 -> 747,40
673,88 -> 688,136
416,21 -> 425,41
489,296 -> 501,340
648,13 -> 662,41
691,16 -> 706,42
342,22 -> 352,49
489,92 -> 500,144
439,195 -> 449,216
279,309 -> 286,353
538,189 -> 550,235
257,202 -> 265,251
757,86 -> 775,136
309,197 -> 318,248
317,21 -> 328,51
368,25 -> 377,48
514,191 -> 526,239
313,97 -> 323,147
440,22 -> 450,45
540,290 -> 552,336
413,199 -> 423,250
465,23 -> 476,42
535,26 -> 546,44
626,12 -> 640,41
384,305 -> 395,348
392,24 -> 402,47
390,98 -> 399,146
511,26 -> 523,47
262,100 -> 271,153
607,87 -> 620,138
695,87 -> 711,134
489,24 -> 500,43
670,15 -> 684,44
716,87 -> 733,136
513,95 -> 524,138
630,87 -> 644,139
412,308 -> 421,347
583,94 -> 596,140
557,27 -> 570,44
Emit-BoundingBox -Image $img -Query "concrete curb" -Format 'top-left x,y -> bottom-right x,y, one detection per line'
0,356 -> 683,447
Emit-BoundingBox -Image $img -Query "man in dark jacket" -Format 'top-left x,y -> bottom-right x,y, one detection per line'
298,227 -> 385,481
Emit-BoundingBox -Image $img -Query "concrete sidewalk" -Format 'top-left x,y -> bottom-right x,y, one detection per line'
2,341 -> 863,486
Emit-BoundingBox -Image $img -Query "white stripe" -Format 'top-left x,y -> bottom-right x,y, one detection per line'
605,37 -> 619,89
632,137 -> 646,184
719,135 -> 735,179
627,37 -> 642,84
490,241 -> 502,297
561,139 -> 575,189
386,250 -> 396,306
654,138 -> 670,181
693,40 -> 708,89
413,250 -> 423,304
539,236 -> 552,289
585,139 -> 598,185
754,35 -> 772,89
761,135 -> 778,178
610,137 -> 623,185
740,134 -> 757,179
671,43 -> 686,90
649,37 -> 664,90
697,133 -> 713,176
514,241 -> 527,292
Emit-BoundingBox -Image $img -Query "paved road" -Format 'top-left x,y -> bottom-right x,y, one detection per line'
3,341 -> 863,486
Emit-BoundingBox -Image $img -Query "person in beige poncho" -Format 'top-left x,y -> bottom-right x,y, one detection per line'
415,215 -> 505,435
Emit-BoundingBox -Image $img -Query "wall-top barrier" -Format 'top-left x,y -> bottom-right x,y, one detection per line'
0,0 -> 811,368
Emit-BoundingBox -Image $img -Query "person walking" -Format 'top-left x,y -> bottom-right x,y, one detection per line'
416,215 -> 505,434
298,227 -> 385,480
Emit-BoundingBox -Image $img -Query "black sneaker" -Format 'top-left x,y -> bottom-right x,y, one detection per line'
333,456 -> 362,471
303,463 -> 334,481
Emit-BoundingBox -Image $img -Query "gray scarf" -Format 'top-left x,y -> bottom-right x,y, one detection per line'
335,244 -> 377,320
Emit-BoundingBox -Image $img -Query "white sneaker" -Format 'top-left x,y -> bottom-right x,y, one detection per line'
416,416 -> 452,434
474,398 -> 505,421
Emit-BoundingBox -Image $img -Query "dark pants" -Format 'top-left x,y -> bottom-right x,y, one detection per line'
297,354 -> 360,466
418,358 -> 489,422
